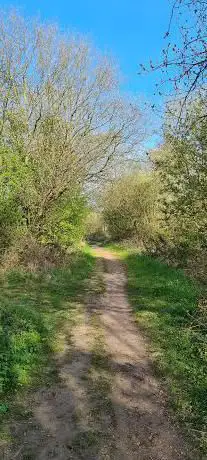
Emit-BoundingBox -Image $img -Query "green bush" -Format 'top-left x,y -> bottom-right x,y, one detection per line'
103,172 -> 161,244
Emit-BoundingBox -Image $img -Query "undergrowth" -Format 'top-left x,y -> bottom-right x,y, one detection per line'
0,247 -> 94,424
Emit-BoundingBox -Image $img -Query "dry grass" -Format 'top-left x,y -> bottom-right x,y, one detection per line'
1,235 -> 74,272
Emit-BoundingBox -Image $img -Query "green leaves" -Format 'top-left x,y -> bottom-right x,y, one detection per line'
0,404 -> 8,414
42,191 -> 87,247
103,171 -> 161,244
150,98 -> 207,268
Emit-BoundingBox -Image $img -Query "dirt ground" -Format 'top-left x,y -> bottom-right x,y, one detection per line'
3,248 -> 199,460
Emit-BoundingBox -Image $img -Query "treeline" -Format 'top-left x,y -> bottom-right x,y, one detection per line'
0,12 -> 206,281
0,12 -> 142,268
102,99 -> 207,280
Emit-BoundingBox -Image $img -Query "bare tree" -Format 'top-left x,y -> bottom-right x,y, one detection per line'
0,11 -> 144,228
140,0 -> 207,123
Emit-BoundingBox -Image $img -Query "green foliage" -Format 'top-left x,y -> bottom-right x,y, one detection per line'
103,172 -> 161,245
42,192 -> 88,247
118,247 -> 207,451
0,404 -> 8,415
0,11 -> 142,255
0,142 -> 87,252
102,99 -> 207,279
151,99 -> 207,268
0,147 -> 27,250
85,211 -> 106,242
0,249 -> 94,396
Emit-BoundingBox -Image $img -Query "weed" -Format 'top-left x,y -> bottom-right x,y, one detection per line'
71,430 -> 101,456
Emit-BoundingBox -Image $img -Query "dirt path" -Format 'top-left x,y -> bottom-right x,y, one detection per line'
3,248 -> 197,459
94,248 -> 194,460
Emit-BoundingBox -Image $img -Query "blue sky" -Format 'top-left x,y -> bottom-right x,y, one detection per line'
2,1 -> 174,147
2,0 -> 172,100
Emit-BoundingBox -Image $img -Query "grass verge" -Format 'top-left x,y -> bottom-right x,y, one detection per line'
109,245 -> 207,452
0,246 -> 95,444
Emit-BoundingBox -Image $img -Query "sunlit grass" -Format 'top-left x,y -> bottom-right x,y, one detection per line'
111,247 -> 207,452
0,248 -> 95,398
